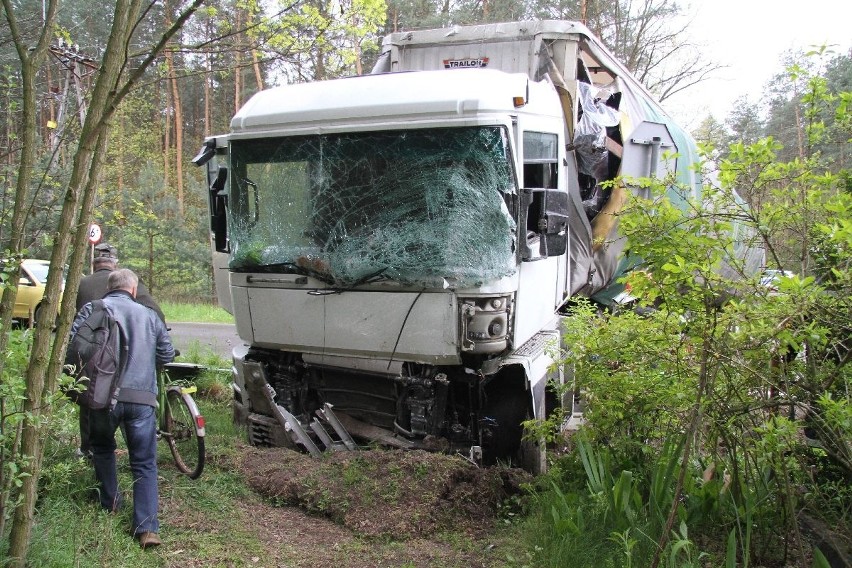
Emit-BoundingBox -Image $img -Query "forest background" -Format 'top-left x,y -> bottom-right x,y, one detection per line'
1,0 -> 850,566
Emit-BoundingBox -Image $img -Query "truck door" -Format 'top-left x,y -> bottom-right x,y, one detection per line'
513,126 -> 569,345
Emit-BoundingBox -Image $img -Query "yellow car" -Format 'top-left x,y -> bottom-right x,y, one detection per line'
1,259 -> 65,325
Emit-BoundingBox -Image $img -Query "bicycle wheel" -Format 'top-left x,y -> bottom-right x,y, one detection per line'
164,386 -> 206,479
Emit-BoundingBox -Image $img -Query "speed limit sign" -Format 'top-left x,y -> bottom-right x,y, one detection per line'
88,223 -> 102,244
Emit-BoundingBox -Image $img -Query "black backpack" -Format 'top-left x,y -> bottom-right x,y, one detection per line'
64,300 -> 127,410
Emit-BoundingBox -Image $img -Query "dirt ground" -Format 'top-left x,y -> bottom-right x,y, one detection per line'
226,446 -> 532,567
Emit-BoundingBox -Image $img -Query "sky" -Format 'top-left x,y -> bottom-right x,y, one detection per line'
663,0 -> 852,129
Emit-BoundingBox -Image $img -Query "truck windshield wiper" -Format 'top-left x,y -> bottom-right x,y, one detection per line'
238,262 -> 393,290
238,261 -> 335,284
326,268 -> 392,293
349,267 -> 390,287
306,268 -> 392,295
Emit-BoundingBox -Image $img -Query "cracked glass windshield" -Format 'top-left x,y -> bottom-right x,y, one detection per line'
228,126 -> 518,288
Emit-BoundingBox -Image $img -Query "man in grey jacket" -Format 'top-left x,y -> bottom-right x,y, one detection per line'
70,268 -> 174,549
74,243 -> 165,458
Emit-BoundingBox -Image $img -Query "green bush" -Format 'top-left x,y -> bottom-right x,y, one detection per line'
521,53 -> 851,567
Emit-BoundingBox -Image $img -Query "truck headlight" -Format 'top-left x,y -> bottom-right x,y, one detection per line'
460,295 -> 511,354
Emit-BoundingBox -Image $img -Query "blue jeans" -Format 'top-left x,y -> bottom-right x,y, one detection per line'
89,402 -> 159,535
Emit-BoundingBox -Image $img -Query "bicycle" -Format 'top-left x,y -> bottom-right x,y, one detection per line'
157,362 -> 206,479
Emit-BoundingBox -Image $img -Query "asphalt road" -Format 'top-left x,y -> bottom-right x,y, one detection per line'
168,321 -> 244,362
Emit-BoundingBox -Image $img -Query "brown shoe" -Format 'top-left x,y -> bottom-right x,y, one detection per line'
138,531 -> 162,549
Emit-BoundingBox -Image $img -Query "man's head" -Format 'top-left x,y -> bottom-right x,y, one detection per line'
107,268 -> 138,297
93,243 -> 118,270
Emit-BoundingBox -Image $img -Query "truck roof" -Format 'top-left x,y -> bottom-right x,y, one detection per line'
230,69 -> 561,137
380,20 -> 593,54
377,20 -> 668,122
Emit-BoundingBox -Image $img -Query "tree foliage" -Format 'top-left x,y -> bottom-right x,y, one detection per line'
697,47 -> 852,176
1,0 -> 207,562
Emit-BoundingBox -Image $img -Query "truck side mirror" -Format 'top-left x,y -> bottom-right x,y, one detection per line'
192,139 -> 216,167
539,189 -> 569,257
519,188 -> 569,261
210,166 -> 229,253
194,139 -> 230,253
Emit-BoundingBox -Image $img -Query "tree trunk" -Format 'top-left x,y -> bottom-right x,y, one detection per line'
204,60 -> 211,135
164,0 -> 185,216
0,0 -> 58,381
4,0 -> 130,554
204,16 -> 212,135
163,56 -> 172,192
234,9 -> 243,112
148,230 -> 155,291
4,0 -> 206,561
252,49 -> 264,91
168,46 -> 185,215
117,114 -> 124,191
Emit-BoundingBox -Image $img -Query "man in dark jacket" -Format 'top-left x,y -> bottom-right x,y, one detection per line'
75,243 -> 166,458
76,243 -> 165,322
70,268 -> 174,549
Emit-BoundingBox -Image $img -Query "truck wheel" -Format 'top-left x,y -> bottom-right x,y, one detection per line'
481,394 -> 526,466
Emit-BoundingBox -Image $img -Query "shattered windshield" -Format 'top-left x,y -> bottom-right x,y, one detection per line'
228,126 -> 518,288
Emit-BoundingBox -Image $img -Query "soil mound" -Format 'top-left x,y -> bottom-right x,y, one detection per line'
238,446 -> 532,539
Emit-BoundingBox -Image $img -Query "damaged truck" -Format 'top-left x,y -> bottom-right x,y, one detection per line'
193,20 -> 749,472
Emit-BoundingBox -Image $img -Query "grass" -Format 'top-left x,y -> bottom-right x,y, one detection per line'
26,394 -> 265,568
5,323 -> 524,567
19,343 -> 530,567
175,342 -> 232,375
27,394 -> 524,567
159,301 -> 235,371
160,301 -> 233,324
